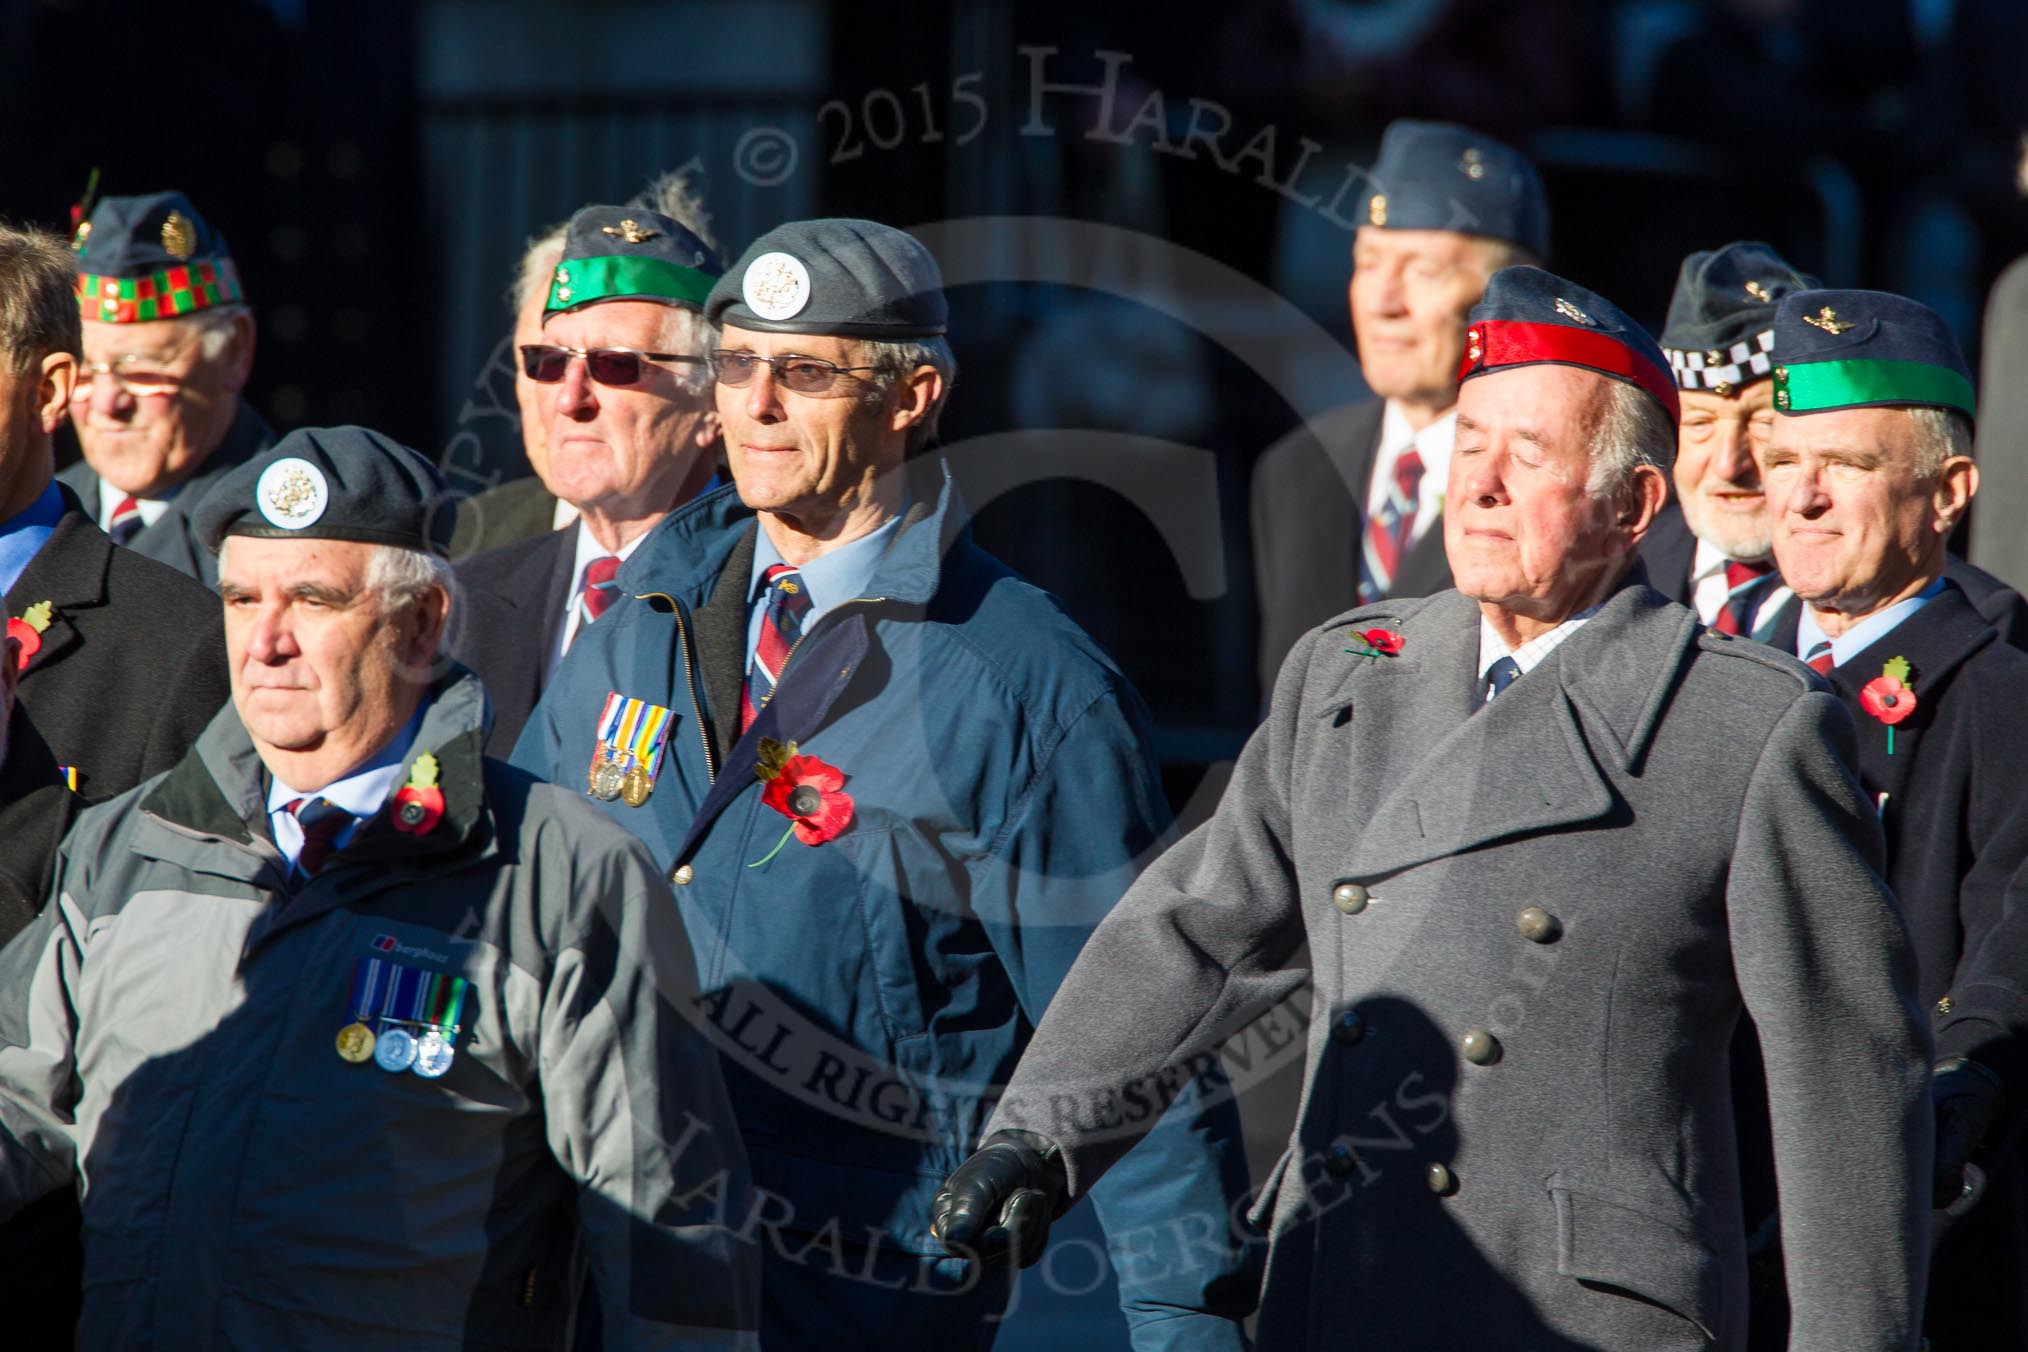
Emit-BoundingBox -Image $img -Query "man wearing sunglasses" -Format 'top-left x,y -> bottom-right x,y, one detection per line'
60,191 -> 272,587
515,218 -> 1254,1349
453,202 -> 723,757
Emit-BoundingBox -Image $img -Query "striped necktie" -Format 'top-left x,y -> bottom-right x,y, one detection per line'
578,555 -> 622,626
1804,639 -> 1835,676
742,563 -> 813,733
1358,446 -> 1425,605
1484,655 -> 1522,703
286,796 -> 354,877
1714,558 -> 1772,636
108,495 -> 143,547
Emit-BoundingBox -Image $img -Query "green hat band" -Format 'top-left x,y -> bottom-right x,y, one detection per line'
547,255 -> 717,313
1774,358 -> 1976,418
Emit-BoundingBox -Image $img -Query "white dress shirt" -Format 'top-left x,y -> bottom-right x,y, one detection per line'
551,522 -> 650,674
1476,602 -> 1606,694
96,478 -> 174,531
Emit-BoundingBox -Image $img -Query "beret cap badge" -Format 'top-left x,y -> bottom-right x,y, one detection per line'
1745,280 -> 1772,302
1804,306 -> 1856,335
600,218 -> 659,245
1458,147 -> 1486,180
742,251 -> 813,322
255,457 -> 330,530
1554,297 -> 1595,326
160,211 -> 197,261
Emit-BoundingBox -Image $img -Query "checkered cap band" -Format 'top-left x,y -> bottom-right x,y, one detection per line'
1665,329 -> 1775,392
76,257 -> 244,323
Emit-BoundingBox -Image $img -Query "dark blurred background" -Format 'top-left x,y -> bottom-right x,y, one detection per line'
5,0 -> 2026,1340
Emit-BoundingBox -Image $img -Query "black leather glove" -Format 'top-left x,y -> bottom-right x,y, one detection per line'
930,1129 -> 1068,1268
1932,1057 -> 2005,1210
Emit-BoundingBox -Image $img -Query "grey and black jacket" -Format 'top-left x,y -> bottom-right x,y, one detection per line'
0,668 -> 759,1350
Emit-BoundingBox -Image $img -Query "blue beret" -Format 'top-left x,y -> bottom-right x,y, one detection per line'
545,204 -> 722,316
1357,120 -> 1550,260
1660,242 -> 1818,394
1771,289 -> 1975,419
1460,266 -> 1678,421
74,191 -> 243,324
707,218 -> 946,339
194,426 -> 456,556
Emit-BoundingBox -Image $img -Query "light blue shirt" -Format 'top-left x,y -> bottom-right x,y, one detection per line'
744,512 -> 904,669
0,482 -> 65,599
1796,575 -> 1948,669
264,706 -> 425,872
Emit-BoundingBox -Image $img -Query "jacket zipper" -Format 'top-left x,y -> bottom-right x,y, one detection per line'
643,592 -> 717,784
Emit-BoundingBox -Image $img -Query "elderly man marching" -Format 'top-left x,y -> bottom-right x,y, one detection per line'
62,191 -> 272,585
0,427 -> 757,1350
516,219 -> 1254,1348
1758,288 -> 2028,1348
938,267 -> 1932,1350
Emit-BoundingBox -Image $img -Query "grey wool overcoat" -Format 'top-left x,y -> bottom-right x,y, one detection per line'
987,575 -> 1933,1350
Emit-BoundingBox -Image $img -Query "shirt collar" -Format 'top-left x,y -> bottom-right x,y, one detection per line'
1476,601 -> 1607,682
1797,574 -> 1947,668
570,519 -> 651,593
1380,402 -> 1457,497
0,481 -> 65,598
265,704 -> 427,821
749,508 -> 906,618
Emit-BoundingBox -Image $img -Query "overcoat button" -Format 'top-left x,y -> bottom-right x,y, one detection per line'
1332,1010 -> 1365,1046
1460,1028 -> 1501,1065
672,864 -> 695,886
1332,881 -> 1370,915
1426,1162 -> 1456,1195
1324,1140 -> 1356,1178
1516,906 -> 1560,943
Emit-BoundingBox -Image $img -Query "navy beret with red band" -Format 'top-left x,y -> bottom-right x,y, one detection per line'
1459,266 -> 1679,422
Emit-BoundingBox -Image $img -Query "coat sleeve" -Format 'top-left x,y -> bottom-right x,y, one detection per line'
539,834 -> 760,1350
974,655 -> 1319,1346
0,709 -> 78,943
1726,688 -> 1931,1351
962,680 -> 1261,1347
0,832 -> 94,1221
138,606 -> 229,782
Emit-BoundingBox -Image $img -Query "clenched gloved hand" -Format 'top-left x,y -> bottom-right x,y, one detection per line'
1932,1057 -> 2004,1210
931,1129 -> 1068,1268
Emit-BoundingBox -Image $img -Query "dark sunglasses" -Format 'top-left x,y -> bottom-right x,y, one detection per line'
518,344 -> 703,386
710,349 -> 879,396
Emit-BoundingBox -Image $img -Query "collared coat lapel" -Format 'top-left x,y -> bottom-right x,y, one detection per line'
450,526 -> 575,758
1333,580 -> 1696,880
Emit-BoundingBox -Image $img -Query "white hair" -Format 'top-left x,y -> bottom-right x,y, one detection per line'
1585,379 -> 1677,504
1907,406 -> 1973,478
858,336 -> 958,455
192,304 -> 251,361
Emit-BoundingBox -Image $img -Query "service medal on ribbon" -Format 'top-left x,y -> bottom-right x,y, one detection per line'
590,691 -> 675,807
374,1026 -> 419,1072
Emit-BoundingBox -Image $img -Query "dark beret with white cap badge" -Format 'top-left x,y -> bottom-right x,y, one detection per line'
193,425 -> 456,556
706,218 -> 947,339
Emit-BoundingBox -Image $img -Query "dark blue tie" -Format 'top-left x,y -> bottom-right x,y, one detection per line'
287,796 -> 354,876
1484,656 -> 1522,702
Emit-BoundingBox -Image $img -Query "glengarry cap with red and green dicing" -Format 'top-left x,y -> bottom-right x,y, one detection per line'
1770,288 -> 1976,420
74,190 -> 244,324
545,204 -> 722,317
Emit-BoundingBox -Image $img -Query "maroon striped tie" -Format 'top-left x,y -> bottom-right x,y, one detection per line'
108,495 -> 143,547
1713,559 -> 1772,636
286,797 -> 354,877
1805,640 -> 1835,676
742,564 -> 812,732
1358,447 -> 1425,604
579,555 -> 622,625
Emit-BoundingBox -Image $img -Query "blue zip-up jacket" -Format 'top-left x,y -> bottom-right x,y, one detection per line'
515,464 -> 1255,1346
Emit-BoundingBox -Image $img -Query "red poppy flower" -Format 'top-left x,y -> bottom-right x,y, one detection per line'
1860,675 -> 1917,726
1361,628 -> 1406,656
5,618 -> 39,670
391,785 -> 445,835
761,754 -> 855,845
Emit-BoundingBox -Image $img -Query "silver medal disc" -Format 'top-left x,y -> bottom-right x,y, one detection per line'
592,757 -> 626,801
412,1030 -> 456,1079
374,1025 -> 418,1072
